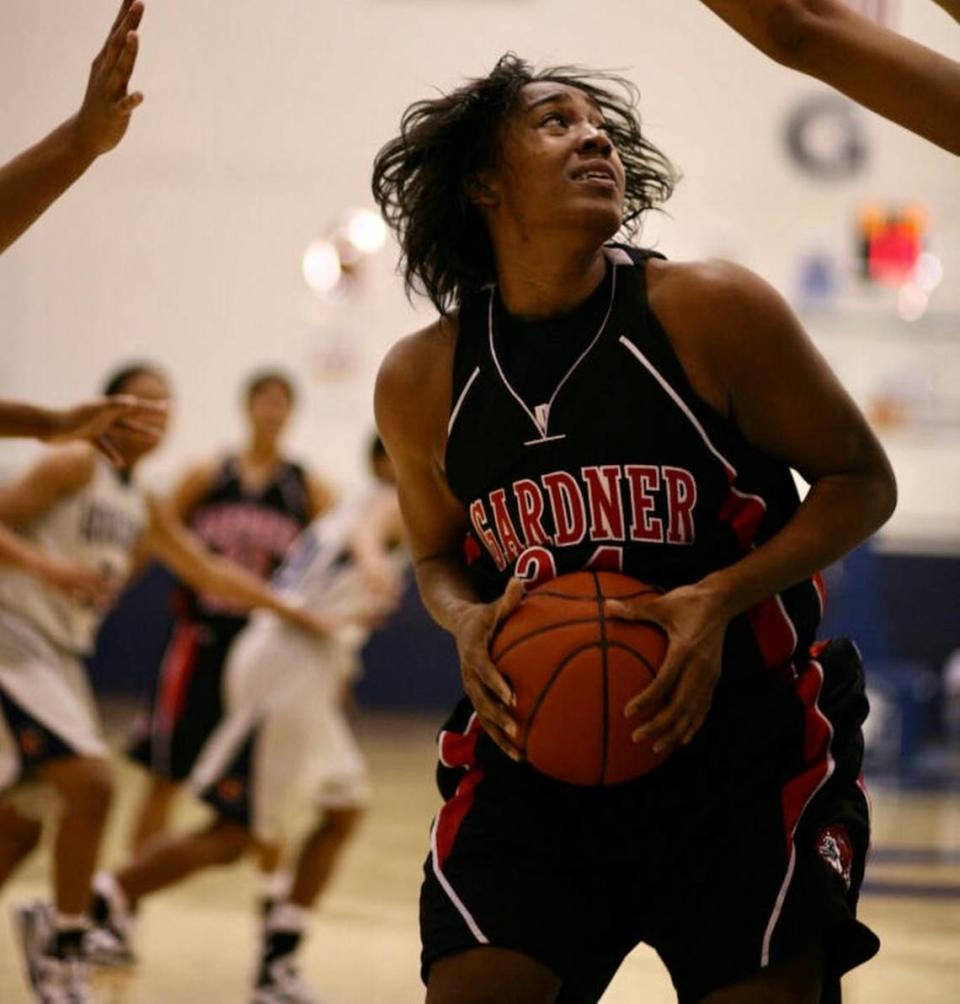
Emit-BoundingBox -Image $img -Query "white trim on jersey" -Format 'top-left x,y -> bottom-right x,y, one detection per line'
760,659 -> 836,968
430,817 -> 490,946
603,245 -> 634,266
448,366 -> 481,436
487,262 -> 621,446
619,335 -> 738,480
618,333 -> 809,668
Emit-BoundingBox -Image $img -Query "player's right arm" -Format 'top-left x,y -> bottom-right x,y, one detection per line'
0,445 -> 113,605
0,0 -> 145,254
697,0 -> 960,155
375,319 -> 521,758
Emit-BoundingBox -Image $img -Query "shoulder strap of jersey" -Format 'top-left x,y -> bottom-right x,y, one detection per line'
615,244 -> 740,445
448,287 -> 490,422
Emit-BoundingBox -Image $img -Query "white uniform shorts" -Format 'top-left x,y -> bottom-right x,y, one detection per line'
189,612 -> 371,843
0,610 -> 107,792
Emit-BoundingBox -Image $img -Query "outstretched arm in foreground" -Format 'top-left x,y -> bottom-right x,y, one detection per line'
0,0 -> 146,253
0,396 -> 166,466
698,0 -> 960,155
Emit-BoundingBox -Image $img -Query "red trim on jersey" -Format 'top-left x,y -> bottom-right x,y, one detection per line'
748,597 -> 798,672
435,716 -> 484,869
812,572 -> 827,611
779,659 -> 835,853
155,621 -> 201,733
716,486 -> 766,551
463,534 -> 483,566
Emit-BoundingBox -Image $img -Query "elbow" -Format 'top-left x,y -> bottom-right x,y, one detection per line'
874,465 -> 898,530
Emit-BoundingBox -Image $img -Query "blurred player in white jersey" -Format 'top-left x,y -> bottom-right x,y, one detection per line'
90,435 -> 403,1004
0,364 -> 327,1004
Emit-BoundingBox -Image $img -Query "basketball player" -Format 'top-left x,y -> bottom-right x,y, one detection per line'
89,436 -> 403,1004
697,0 -> 960,155
0,0 -> 145,254
372,55 -> 897,1003
125,370 -> 332,867
0,363 -> 327,1004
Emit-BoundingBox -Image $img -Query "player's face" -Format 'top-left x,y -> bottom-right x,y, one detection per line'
114,371 -> 171,466
481,82 -> 625,244
248,381 -> 292,442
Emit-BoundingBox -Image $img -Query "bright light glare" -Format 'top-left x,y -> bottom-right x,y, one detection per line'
897,283 -> 929,323
302,241 -> 342,293
344,209 -> 388,255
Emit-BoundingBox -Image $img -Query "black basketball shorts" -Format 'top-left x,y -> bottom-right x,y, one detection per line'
420,638 -> 879,1003
128,617 -> 246,781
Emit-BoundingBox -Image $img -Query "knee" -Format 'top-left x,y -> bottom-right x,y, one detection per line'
58,759 -> 114,820
4,811 -> 43,858
147,776 -> 179,805
208,819 -> 253,865
322,806 -> 364,842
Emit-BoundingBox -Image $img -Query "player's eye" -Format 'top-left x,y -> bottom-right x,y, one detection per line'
541,112 -> 568,128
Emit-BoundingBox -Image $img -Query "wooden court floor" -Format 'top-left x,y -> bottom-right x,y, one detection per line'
1,712 -> 958,1003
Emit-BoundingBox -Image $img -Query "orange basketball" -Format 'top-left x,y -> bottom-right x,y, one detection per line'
491,571 -> 669,786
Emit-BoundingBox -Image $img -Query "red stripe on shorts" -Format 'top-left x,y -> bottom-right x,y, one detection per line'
779,659 -> 835,853
435,716 -> 484,869
155,621 -> 201,735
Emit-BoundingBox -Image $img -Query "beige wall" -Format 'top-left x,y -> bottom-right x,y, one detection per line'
1,1 -> 958,534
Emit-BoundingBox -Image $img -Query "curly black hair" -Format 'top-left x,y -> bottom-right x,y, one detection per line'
372,53 -> 677,315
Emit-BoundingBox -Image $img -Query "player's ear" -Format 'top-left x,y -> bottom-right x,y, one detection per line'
465,171 -> 498,209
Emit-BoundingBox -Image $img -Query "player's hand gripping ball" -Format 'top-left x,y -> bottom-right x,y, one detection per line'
491,571 -> 668,785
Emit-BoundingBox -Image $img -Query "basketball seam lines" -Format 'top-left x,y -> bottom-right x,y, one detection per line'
524,640 -> 608,756
596,572 -> 612,785
529,587 -> 660,602
493,617 -> 606,661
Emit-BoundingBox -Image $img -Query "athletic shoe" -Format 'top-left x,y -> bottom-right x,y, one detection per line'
85,879 -> 137,968
12,901 -> 89,1004
251,957 -> 325,1004
83,921 -> 137,969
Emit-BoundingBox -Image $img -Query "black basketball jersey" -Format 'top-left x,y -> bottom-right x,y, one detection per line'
181,455 -> 312,622
445,244 -> 824,681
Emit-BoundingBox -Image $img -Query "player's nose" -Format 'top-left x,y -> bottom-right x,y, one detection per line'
577,123 -> 613,157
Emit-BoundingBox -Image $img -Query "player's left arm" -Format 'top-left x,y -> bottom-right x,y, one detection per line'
139,493 -> 330,637
616,260 -> 896,753
697,0 -> 960,155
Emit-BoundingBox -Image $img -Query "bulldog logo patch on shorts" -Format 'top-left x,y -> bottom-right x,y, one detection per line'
817,824 -> 853,891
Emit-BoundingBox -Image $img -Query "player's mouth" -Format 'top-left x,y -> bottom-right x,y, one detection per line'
570,161 -> 619,192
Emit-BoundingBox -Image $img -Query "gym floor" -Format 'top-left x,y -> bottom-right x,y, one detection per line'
1,711 -> 958,1004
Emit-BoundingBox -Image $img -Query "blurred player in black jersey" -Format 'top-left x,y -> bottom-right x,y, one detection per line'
121,370 -> 332,917
373,55 -> 897,1003
89,436 -> 403,1004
